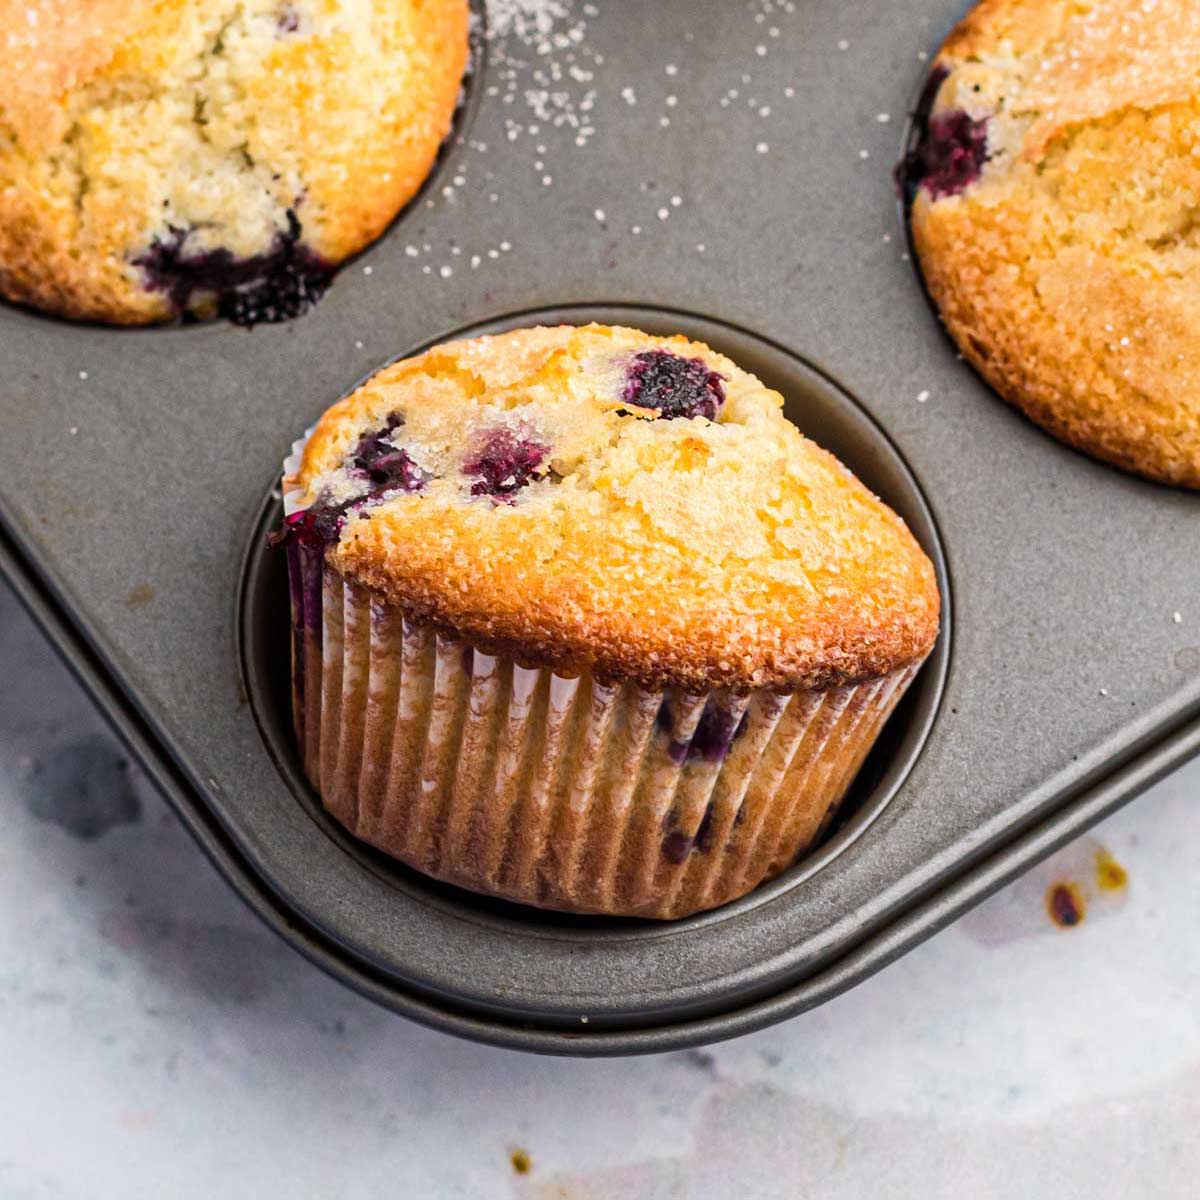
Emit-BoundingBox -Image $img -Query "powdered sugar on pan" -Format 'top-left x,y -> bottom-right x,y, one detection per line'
485,0 -> 571,41
394,0 -> 799,284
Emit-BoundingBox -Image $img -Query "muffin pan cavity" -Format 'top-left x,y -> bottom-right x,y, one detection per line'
238,305 -> 952,926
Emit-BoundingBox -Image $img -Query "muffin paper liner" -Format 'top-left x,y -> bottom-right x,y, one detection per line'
282,544 -> 921,918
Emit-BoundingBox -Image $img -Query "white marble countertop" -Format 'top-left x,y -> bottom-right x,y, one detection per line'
2,575 -> 1198,1198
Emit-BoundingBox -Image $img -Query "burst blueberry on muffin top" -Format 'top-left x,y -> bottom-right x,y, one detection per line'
0,0 -> 468,325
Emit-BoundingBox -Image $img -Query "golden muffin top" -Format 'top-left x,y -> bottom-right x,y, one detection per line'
283,325 -> 940,693
0,0 -> 468,324
907,0 -> 1200,487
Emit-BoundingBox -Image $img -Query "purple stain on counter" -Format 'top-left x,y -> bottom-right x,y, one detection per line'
622,350 -> 725,421
463,427 -> 549,500
134,210 -> 333,326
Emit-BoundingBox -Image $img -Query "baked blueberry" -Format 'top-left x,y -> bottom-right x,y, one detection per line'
134,212 -> 332,327
907,109 -> 990,201
352,415 -> 427,493
622,350 -> 726,421
463,428 -> 550,500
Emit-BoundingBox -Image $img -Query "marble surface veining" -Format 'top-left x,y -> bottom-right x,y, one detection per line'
1,578 -> 1198,1199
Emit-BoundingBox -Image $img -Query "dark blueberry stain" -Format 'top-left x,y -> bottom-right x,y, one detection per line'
665,738 -> 689,766
1047,882 -> 1085,928
285,543 -> 309,710
659,800 -> 718,863
622,349 -> 726,421
277,4 -> 300,32
134,209 -> 333,327
658,698 -> 749,764
691,703 -> 749,763
661,829 -> 693,865
22,735 -> 141,841
895,68 -> 990,204
298,539 -> 325,638
462,427 -> 549,500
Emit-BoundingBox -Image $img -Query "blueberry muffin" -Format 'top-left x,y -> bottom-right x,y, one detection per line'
0,0 -> 468,325
271,324 -> 941,919
904,0 -> 1200,488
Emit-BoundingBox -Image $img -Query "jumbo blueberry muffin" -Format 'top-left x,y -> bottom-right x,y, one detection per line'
905,0 -> 1200,488
0,0 -> 468,325
271,324 -> 940,918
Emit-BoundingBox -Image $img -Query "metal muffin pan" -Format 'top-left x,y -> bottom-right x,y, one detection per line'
1,0 -> 1197,1054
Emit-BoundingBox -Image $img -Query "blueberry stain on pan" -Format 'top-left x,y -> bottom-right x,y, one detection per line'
134,210 -> 333,327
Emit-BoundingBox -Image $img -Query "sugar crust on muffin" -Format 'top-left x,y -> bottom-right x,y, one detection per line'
0,0 -> 468,324
286,324 -> 941,694
907,0 -> 1200,488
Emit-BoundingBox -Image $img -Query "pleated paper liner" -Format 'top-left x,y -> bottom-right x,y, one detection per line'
283,545 -> 921,919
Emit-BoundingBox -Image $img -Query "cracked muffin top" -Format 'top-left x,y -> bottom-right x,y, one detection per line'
0,0 -> 468,325
906,0 -> 1200,488
279,324 -> 941,693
